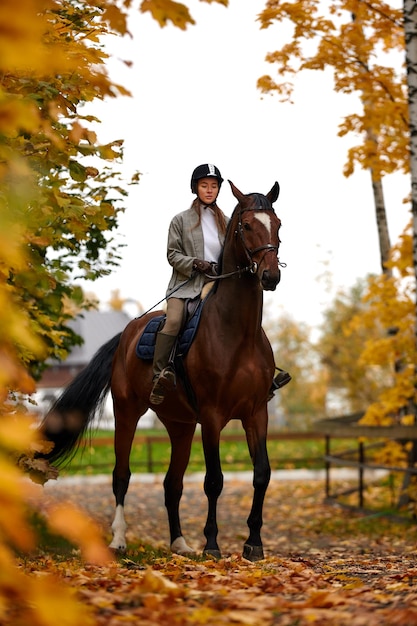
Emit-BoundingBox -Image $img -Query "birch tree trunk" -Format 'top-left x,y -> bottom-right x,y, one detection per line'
369,156 -> 392,276
404,0 -> 417,363
352,5 -> 392,276
402,0 -> 417,495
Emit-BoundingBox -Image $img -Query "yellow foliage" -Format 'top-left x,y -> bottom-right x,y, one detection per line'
0,413 -> 39,452
257,0 -> 408,179
139,0 -> 228,29
0,456 -> 38,552
373,440 -> 408,468
401,413 -> 415,426
140,567 -> 183,596
0,0 -> 55,72
0,1 -> 229,623
346,224 -> 417,428
108,288 -> 125,311
141,0 -> 195,28
26,574 -> 95,626
47,502 -> 112,565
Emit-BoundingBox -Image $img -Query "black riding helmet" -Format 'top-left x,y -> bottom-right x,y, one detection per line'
190,163 -> 223,194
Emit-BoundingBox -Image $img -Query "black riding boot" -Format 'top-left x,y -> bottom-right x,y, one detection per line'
268,368 -> 292,401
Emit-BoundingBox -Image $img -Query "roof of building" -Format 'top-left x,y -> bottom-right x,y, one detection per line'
62,310 -> 131,366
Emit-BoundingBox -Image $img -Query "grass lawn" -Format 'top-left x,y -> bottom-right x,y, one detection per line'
58,430 -> 358,476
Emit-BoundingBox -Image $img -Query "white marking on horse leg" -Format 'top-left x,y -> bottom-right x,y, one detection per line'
171,536 -> 195,555
109,504 -> 127,550
254,211 -> 272,235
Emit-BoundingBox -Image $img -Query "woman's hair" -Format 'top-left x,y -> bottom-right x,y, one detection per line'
191,198 -> 227,235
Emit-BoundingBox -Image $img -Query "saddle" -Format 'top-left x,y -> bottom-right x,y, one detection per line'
135,297 -> 204,362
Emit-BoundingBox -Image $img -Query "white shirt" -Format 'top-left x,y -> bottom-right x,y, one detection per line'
201,206 -> 221,263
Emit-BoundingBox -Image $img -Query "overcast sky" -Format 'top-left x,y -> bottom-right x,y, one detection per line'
79,0 -> 410,329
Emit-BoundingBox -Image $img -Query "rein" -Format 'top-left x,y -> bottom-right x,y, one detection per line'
136,276 -> 194,319
205,264 -> 256,281
207,258 -> 287,281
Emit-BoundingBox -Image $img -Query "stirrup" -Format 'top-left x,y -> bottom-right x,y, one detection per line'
149,367 -> 176,405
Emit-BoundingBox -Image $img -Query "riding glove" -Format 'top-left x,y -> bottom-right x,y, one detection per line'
193,259 -> 216,275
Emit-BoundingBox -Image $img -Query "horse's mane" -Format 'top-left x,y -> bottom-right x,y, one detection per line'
213,201 -> 238,292
247,193 -> 272,210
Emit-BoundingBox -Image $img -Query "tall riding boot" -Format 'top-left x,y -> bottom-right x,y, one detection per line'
267,368 -> 292,401
149,332 -> 177,405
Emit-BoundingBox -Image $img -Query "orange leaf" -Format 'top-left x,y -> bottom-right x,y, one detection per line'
47,502 -> 112,565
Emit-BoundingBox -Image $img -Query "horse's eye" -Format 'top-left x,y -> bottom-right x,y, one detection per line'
243,223 -> 251,231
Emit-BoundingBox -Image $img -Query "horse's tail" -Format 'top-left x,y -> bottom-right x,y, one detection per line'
38,332 -> 122,466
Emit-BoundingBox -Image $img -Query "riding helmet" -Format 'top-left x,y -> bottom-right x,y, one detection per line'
190,164 -> 223,193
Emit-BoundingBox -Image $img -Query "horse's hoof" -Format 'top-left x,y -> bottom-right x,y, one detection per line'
171,536 -> 195,555
109,539 -> 127,551
242,544 -> 264,561
203,549 -> 222,560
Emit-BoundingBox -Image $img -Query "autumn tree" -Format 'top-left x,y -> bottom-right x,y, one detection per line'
257,0 -> 407,275
338,225 -> 416,480
266,282 -> 393,427
347,228 -> 416,426
2,0 -> 229,381
265,314 -> 327,428
316,278 -> 394,414
0,0 -> 228,623
257,0 -> 417,429
1,0 -> 136,382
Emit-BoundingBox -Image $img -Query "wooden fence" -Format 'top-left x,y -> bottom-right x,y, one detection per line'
317,415 -> 417,513
72,431 -> 324,474
71,418 -> 417,517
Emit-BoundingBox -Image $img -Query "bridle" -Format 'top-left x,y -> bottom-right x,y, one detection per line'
237,206 -> 281,274
209,205 -> 286,280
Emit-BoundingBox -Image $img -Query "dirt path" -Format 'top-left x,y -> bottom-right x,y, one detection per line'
40,475 -> 417,625
44,474 -> 414,555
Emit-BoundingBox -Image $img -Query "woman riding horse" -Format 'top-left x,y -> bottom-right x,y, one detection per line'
38,173 -> 291,561
150,163 -> 291,405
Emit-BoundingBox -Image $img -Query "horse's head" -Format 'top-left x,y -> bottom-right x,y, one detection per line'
228,180 -> 282,291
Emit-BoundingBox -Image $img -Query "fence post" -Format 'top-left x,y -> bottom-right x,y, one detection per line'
325,435 -> 331,498
146,437 -> 153,473
359,440 -> 364,508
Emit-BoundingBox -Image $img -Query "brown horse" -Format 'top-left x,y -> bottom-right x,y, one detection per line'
39,180 -> 283,561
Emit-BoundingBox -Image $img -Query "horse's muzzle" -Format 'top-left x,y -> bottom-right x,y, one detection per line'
261,268 -> 281,291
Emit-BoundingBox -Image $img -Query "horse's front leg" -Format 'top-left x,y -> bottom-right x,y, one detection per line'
201,422 -> 224,559
243,416 -> 271,562
163,421 -> 196,555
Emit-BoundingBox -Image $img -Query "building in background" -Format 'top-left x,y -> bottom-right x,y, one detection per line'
36,310 -> 156,429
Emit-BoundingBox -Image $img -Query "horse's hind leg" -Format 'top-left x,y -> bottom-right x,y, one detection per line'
163,421 -> 196,555
110,396 -> 139,551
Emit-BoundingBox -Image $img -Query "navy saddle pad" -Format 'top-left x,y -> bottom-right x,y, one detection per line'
135,300 -> 203,361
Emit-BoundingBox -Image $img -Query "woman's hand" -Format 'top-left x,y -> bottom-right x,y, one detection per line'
193,259 -> 215,274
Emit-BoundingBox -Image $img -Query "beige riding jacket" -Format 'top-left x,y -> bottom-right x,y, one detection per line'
166,205 -> 228,300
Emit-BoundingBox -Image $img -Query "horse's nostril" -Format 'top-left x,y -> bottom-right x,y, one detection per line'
262,270 -> 280,290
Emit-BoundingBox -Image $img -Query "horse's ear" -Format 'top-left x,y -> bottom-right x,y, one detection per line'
228,180 -> 250,207
267,181 -> 280,204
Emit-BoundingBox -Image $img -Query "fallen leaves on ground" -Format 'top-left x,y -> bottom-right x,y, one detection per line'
16,478 -> 417,625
